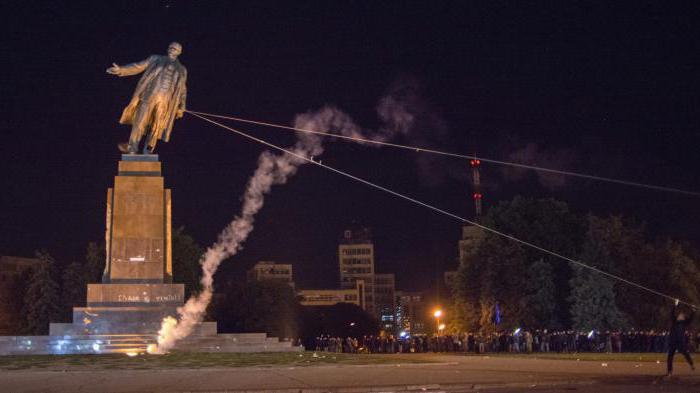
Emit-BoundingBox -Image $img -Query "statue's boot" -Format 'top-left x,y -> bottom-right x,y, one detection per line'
118,142 -> 138,154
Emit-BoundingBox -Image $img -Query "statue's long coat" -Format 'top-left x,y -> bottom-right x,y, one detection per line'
118,55 -> 187,142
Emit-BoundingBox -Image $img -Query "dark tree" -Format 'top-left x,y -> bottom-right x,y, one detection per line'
4,268 -> 32,334
578,216 -> 665,329
480,197 -> 583,329
648,240 -> 700,328
299,302 -> 379,347
452,197 -> 584,331
448,271 -> 481,332
664,240 -> 700,306
84,242 -> 105,284
22,250 -> 61,334
451,230 -> 484,332
477,235 -> 528,331
569,216 -> 627,330
214,280 -> 300,339
57,242 -> 106,322
526,259 -> 559,329
60,260 -> 87,321
172,226 -> 204,297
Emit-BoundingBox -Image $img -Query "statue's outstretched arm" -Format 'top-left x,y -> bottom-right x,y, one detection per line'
106,55 -> 155,77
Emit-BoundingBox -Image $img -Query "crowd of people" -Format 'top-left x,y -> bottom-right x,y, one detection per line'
311,303 -> 696,377
313,329 -> 700,354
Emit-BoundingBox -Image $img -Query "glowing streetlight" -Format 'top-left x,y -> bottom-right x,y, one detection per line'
438,323 -> 446,331
433,309 -> 444,335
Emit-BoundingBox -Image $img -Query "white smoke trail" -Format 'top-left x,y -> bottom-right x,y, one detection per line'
151,88 -> 419,353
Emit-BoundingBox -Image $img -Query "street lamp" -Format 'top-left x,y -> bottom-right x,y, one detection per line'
433,309 -> 443,335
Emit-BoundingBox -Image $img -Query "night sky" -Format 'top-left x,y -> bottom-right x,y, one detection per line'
2,1 -> 700,291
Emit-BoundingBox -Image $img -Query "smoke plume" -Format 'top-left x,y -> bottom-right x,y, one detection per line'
378,75 -> 462,186
150,81 -> 427,353
502,143 -> 576,191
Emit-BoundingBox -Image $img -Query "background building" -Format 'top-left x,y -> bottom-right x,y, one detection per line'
298,280 -> 365,307
246,261 -> 294,288
338,227 -> 398,331
338,228 -> 375,314
395,291 -> 427,335
374,273 -> 396,332
458,225 -> 485,265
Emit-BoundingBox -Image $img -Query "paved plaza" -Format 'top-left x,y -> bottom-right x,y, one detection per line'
1,354 -> 699,392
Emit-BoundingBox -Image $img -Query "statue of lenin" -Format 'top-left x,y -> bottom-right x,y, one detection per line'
107,42 -> 187,154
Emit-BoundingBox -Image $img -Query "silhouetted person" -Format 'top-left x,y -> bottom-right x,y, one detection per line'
667,299 -> 695,377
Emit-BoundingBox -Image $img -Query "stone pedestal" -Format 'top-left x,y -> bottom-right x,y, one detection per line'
53,155 -> 180,335
104,154 -> 172,283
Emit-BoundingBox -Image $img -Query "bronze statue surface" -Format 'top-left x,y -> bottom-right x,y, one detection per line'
107,42 -> 187,154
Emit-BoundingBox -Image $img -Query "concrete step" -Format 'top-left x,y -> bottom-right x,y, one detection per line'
0,333 -> 301,355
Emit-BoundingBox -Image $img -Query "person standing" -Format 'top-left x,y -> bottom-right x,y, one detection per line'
542,329 -> 551,353
667,299 -> 696,377
525,330 -> 533,353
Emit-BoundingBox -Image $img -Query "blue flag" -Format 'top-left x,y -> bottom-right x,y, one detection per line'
493,302 -> 501,325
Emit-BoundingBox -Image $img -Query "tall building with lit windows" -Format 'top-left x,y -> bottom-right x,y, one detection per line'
395,291 -> 427,335
374,273 -> 396,332
338,227 -> 397,331
338,227 -> 376,315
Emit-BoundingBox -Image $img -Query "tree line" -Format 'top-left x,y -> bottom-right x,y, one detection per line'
450,196 -> 700,333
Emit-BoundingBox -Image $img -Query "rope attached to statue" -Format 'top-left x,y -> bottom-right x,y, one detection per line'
185,110 -> 699,310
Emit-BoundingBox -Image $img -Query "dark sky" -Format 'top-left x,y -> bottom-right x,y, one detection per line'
2,1 -> 700,291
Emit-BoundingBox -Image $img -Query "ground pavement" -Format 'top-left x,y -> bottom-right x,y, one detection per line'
1,354 -> 699,393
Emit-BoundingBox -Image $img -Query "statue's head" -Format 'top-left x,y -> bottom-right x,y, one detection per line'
168,42 -> 182,58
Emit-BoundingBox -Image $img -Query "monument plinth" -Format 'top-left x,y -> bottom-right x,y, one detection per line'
51,155 -> 187,336
105,154 -> 172,283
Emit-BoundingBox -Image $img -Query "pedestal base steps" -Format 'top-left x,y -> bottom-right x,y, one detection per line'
0,327 -> 300,355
